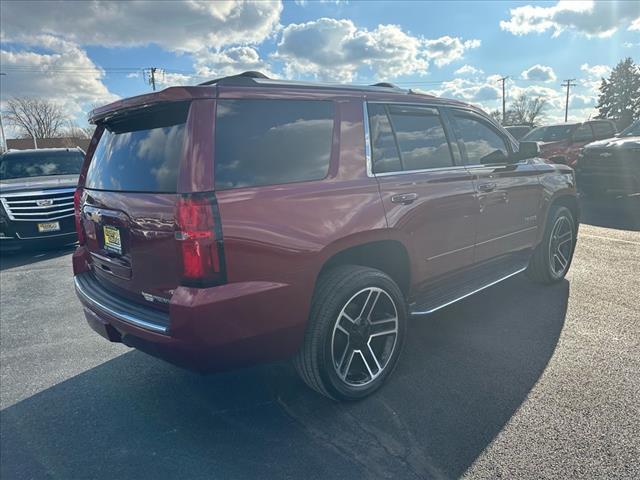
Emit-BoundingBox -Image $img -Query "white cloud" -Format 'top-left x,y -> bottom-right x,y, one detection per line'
0,36 -> 118,132
424,37 -> 481,67
500,1 -> 640,37
630,17 -> 640,31
521,64 -> 557,82
454,65 -> 484,76
580,63 -> 611,95
195,46 -> 274,79
0,0 -> 282,52
274,18 -> 480,82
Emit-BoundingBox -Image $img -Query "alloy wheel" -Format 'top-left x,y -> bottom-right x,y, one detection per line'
548,215 -> 573,277
331,287 -> 399,387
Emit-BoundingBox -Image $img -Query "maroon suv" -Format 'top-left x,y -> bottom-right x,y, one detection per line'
521,120 -> 617,167
73,72 -> 579,400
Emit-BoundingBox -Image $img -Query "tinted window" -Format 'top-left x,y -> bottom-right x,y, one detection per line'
368,104 -> 401,173
453,113 -> 509,165
522,125 -> 574,142
85,102 -> 189,192
0,152 -> 83,180
215,100 -> 334,189
388,106 -> 453,170
572,124 -> 593,142
591,122 -> 615,139
620,120 -> 640,137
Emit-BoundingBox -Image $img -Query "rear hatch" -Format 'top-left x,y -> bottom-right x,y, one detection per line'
80,102 -> 191,310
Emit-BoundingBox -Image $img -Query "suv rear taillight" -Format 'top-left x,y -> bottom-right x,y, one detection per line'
74,187 -> 85,245
175,193 -> 226,287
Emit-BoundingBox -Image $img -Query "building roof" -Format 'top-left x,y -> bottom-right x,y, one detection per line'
6,137 -> 90,152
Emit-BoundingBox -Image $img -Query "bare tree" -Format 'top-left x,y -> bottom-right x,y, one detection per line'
509,93 -> 548,126
65,121 -> 95,139
4,97 -> 70,139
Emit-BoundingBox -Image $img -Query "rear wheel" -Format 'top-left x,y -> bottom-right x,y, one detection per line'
527,206 -> 576,284
294,265 -> 406,400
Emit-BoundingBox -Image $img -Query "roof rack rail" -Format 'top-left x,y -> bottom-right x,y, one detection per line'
199,71 -> 269,86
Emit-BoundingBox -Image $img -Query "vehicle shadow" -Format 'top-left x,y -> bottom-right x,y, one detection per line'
0,244 -> 75,271
0,275 -> 569,480
579,195 -> 640,231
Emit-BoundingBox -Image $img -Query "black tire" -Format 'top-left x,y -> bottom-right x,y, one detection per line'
527,206 -> 577,284
294,265 -> 407,401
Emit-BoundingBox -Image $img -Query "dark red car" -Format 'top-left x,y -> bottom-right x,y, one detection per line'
73,72 -> 579,400
521,120 -> 617,167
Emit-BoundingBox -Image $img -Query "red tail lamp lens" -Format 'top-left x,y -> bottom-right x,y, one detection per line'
175,195 -> 224,286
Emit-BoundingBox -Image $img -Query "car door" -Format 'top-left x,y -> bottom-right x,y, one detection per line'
367,102 -> 477,289
567,123 -> 595,166
447,108 -> 542,265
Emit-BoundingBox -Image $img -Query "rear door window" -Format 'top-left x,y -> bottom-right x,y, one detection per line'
85,102 -> 189,192
387,106 -> 454,170
214,99 -> 334,190
451,112 -> 510,165
368,104 -> 402,173
368,104 -> 453,173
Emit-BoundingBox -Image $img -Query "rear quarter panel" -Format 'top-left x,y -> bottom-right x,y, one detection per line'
214,98 -> 388,342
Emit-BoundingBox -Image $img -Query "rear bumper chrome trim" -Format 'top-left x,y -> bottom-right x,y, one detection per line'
74,274 -> 169,334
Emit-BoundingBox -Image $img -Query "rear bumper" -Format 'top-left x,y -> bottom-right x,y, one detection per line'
72,250 -> 309,372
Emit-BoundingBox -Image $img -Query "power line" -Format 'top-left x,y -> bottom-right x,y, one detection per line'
561,79 -> 577,122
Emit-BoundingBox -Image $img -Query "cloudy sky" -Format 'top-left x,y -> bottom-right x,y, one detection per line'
1,0 -> 638,135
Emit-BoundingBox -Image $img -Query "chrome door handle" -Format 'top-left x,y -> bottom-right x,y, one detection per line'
477,182 -> 497,193
391,193 -> 418,205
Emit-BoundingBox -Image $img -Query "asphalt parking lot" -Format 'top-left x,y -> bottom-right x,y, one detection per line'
1,196 -> 639,480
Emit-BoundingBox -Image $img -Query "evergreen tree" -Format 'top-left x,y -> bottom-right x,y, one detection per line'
595,58 -> 640,129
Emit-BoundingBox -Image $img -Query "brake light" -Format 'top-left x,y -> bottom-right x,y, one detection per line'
74,188 -> 85,245
175,194 -> 226,287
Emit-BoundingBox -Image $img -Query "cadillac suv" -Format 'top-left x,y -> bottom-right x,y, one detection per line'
73,72 -> 579,400
1,148 -> 83,250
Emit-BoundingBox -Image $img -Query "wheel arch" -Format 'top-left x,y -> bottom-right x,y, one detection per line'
316,237 -> 412,297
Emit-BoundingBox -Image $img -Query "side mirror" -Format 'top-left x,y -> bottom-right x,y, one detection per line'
514,141 -> 540,161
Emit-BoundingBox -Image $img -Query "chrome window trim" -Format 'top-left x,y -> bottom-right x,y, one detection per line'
364,100 -> 461,177
363,101 -> 374,177
74,276 -> 169,335
373,165 -> 469,177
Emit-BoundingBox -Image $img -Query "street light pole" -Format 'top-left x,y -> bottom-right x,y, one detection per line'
0,73 -> 7,153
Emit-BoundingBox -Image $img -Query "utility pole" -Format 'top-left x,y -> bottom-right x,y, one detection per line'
147,67 -> 158,91
561,79 -> 576,122
0,73 -> 6,153
498,76 -> 509,125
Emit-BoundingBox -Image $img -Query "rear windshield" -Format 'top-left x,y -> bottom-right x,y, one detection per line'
522,125 -> 574,142
215,99 -> 334,190
0,152 -> 83,180
85,102 -> 189,192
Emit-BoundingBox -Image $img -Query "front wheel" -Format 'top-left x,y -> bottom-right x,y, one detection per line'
294,265 -> 407,400
527,206 -> 577,284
